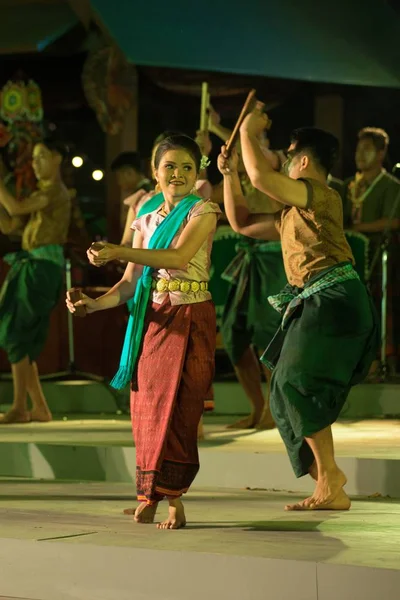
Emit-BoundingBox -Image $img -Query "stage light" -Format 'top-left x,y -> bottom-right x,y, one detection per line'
92,169 -> 104,181
72,156 -> 84,168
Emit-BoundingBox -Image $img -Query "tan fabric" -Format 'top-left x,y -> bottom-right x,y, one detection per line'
133,200 -> 221,306
22,181 -> 71,251
275,178 -> 354,287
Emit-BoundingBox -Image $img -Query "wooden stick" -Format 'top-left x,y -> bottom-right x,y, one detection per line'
200,82 -> 209,131
225,89 -> 256,157
68,287 -> 86,318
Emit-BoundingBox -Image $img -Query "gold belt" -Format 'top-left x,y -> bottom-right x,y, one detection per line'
151,278 -> 208,293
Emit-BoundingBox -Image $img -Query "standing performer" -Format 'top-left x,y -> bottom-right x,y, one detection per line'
209,105 -> 286,429
67,134 -> 220,528
218,105 -> 378,511
342,127 -> 400,375
0,140 -> 71,424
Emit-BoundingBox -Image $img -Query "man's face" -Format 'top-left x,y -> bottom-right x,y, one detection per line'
32,144 -> 60,181
355,138 -> 383,171
284,143 -> 305,180
115,167 -> 140,193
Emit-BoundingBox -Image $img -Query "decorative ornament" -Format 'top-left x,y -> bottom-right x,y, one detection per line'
82,46 -> 137,135
25,80 -> 44,122
0,78 -> 44,198
200,155 -> 211,170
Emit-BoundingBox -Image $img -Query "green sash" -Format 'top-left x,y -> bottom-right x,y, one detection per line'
110,193 -> 200,389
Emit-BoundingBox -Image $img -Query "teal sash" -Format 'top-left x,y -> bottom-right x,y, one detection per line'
110,193 -> 200,389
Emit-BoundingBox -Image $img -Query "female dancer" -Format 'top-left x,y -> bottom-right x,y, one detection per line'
67,134 -> 220,528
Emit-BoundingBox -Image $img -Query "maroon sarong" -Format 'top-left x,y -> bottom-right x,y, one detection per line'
131,297 -> 216,504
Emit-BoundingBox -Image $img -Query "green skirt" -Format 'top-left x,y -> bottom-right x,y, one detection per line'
220,240 -> 287,365
263,277 -> 379,477
0,255 -> 63,364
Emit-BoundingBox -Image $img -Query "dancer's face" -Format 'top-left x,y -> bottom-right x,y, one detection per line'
355,138 -> 382,172
284,143 -> 309,179
155,149 -> 198,200
32,144 -> 61,181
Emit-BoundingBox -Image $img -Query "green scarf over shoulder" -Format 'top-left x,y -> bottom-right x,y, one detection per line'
110,193 -> 200,389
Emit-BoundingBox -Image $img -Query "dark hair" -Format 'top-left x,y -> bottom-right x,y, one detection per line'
153,130 -> 181,147
290,127 -> 339,175
111,151 -> 142,172
358,127 -> 389,152
41,138 -> 68,161
154,134 -> 202,172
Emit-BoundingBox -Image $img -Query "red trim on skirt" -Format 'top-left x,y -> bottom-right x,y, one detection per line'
131,297 -> 216,504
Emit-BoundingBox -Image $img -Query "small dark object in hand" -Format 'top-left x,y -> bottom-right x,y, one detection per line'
90,242 -> 105,252
68,287 -> 86,317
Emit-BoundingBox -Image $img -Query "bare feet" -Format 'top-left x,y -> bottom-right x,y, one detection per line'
285,468 -> 351,511
0,408 -> 30,424
133,502 -> 158,523
157,498 -> 186,530
30,407 -> 52,422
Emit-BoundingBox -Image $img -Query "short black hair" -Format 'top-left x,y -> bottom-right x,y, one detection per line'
290,127 -> 339,175
358,127 -> 389,152
111,151 -> 142,172
154,134 -> 202,172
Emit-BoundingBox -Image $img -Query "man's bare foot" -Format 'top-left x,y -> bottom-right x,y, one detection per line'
255,407 -> 276,430
157,498 -> 186,530
133,502 -> 158,523
30,407 -> 52,422
285,496 -> 315,511
0,408 -> 30,424
285,468 -> 350,511
227,414 -> 259,430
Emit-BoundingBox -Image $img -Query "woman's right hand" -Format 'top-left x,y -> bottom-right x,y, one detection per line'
217,145 -> 239,176
66,291 -> 98,314
87,247 -> 106,267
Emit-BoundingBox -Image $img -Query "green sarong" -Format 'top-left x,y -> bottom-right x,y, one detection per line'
220,239 -> 287,365
262,263 -> 379,477
0,245 -> 64,364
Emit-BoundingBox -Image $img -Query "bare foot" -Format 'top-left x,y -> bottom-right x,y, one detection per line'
133,502 -> 158,523
255,407 -> 276,430
30,407 -> 52,422
285,468 -> 350,511
157,498 -> 186,530
285,496 -> 315,511
0,408 -> 31,424
227,414 -> 259,430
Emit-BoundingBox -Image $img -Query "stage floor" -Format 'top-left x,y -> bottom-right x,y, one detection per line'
0,480 -> 399,600
0,416 -> 400,460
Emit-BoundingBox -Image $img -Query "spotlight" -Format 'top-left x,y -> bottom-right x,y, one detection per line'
92,169 -> 104,181
72,156 -> 84,168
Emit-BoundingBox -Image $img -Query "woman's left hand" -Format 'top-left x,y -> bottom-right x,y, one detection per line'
88,242 -> 120,265
241,102 -> 270,137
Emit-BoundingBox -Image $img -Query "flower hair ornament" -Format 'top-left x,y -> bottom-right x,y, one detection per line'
200,155 -> 211,170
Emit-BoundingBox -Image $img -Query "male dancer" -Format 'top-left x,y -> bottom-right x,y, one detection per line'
0,139 -> 71,423
218,104 -> 378,510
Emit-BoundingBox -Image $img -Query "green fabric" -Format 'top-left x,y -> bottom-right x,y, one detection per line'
220,238 -> 287,365
267,262 -> 360,333
91,0 -> 400,88
110,193 -> 200,390
0,251 -> 64,364
261,264 -> 379,478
